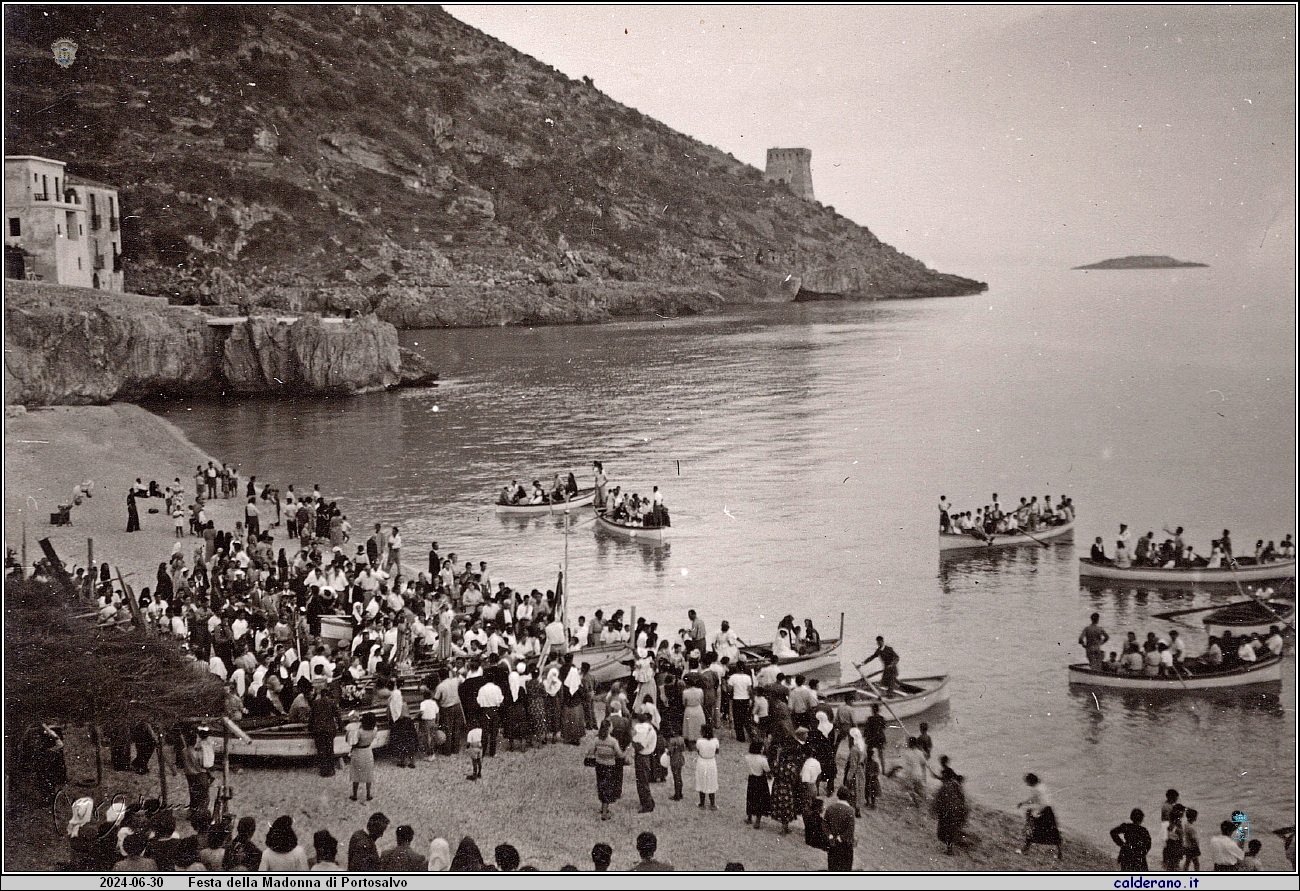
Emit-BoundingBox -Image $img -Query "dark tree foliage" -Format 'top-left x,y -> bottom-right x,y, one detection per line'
4,578 -> 224,759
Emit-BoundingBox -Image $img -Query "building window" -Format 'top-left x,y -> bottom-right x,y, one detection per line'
42,174 -> 49,199
77,257 -> 82,269
8,218 -> 19,236
66,211 -> 79,240
55,177 -> 60,197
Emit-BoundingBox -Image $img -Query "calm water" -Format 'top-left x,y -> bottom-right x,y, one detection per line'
155,264 -> 1296,852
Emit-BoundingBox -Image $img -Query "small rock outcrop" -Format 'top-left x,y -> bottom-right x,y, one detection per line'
221,314 -> 401,395
4,282 -> 429,406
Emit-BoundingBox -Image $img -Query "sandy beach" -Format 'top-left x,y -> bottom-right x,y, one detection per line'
4,404 -> 1117,872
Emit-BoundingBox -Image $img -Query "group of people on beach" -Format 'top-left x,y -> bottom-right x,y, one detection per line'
1090,525 -> 1295,569
1078,614 -> 1286,676
69,794 -> 705,871
939,493 -> 1074,537
1109,789 -> 1287,872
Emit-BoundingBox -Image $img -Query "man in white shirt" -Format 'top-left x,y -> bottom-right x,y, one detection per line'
1237,638 -> 1258,663
1207,819 -> 1246,870
543,617 -> 568,659
418,692 -> 440,760
756,656 -> 782,688
727,668 -> 754,741
476,678 -> 504,757
631,712 -> 658,813
1266,626 -> 1285,656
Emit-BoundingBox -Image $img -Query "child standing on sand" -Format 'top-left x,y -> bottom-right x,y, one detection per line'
173,504 -> 185,538
466,727 -> 483,781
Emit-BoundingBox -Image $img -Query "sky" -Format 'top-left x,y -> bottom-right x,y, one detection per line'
444,4 -> 1296,281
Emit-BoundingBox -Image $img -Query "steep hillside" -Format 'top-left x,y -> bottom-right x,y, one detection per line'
5,6 -> 985,325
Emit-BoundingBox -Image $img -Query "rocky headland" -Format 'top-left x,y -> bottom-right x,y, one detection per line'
6,6 -> 985,334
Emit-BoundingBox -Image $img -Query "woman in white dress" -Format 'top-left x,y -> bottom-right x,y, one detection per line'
695,724 -> 720,811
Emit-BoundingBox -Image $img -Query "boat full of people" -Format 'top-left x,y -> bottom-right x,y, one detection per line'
1067,655 -> 1284,691
819,674 -> 951,720
594,484 -> 671,543
938,492 -> 1075,552
737,614 -> 843,684
1081,528 -> 1295,584
494,473 -> 595,514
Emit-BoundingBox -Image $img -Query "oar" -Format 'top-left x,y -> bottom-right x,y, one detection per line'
1224,557 -> 1293,631
1151,603 -> 1231,622
851,661 -> 906,730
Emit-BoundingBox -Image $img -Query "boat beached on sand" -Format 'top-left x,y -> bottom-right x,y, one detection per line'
819,674 -> 950,720
940,520 -> 1074,552
1067,655 -> 1284,691
1078,557 -> 1296,585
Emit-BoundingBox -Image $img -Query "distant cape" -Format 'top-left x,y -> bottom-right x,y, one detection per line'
1074,255 -> 1209,270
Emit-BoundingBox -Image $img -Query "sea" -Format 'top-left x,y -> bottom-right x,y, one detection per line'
153,262 -> 1297,853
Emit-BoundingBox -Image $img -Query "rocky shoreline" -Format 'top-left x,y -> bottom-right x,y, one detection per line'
4,282 -> 436,407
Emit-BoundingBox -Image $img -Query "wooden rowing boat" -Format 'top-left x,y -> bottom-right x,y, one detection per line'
594,510 -> 668,543
940,520 -> 1074,552
211,705 -> 393,759
819,675 -> 950,721
1202,600 -> 1295,638
494,487 -> 596,515
319,614 -> 355,646
1078,558 -> 1296,585
739,638 -> 843,684
1067,656 -> 1283,691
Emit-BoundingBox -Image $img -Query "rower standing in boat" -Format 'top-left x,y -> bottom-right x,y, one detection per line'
593,461 -> 608,510
862,636 -> 900,695
938,496 -> 952,534
1079,614 -> 1110,670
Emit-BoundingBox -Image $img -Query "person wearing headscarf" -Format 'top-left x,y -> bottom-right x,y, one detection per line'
386,683 -> 420,769
932,762 -> 969,855
427,838 -> 451,872
67,797 -> 98,870
810,711 -> 838,795
561,660 -> 588,745
542,665 -> 563,743
525,666 -> 549,748
842,727 -> 872,815
502,663 -> 530,751
450,836 -> 486,871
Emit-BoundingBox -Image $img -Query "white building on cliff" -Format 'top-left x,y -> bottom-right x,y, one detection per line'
4,155 -> 124,292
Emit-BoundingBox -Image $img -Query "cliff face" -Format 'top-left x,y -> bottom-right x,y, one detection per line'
220,315 -> 400,395
4,6 -> 985,327
4,283 -> 419,405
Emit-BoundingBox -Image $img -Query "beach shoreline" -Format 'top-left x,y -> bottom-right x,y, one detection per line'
4,403 -> 1116,872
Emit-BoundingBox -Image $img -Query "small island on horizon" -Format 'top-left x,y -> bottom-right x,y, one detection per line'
1074,255 -> 1209,270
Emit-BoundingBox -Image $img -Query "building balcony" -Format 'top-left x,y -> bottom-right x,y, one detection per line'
33,193 -> 49,202
91,214 -> 103,230
109,216 -> 119,232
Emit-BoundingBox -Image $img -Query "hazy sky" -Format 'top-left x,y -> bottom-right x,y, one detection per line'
445,5 -> 1296,280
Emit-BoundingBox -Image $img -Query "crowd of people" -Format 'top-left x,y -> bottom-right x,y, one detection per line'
939,493 -> 1074,537
1090,525 -> 1296,569
1078,614 -> 1286,676
603,484 -> 670,529
1109,789 -> 1291,872
68,798 -> 722,872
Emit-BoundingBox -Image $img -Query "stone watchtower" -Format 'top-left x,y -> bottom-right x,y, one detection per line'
764,147 -> 815,201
